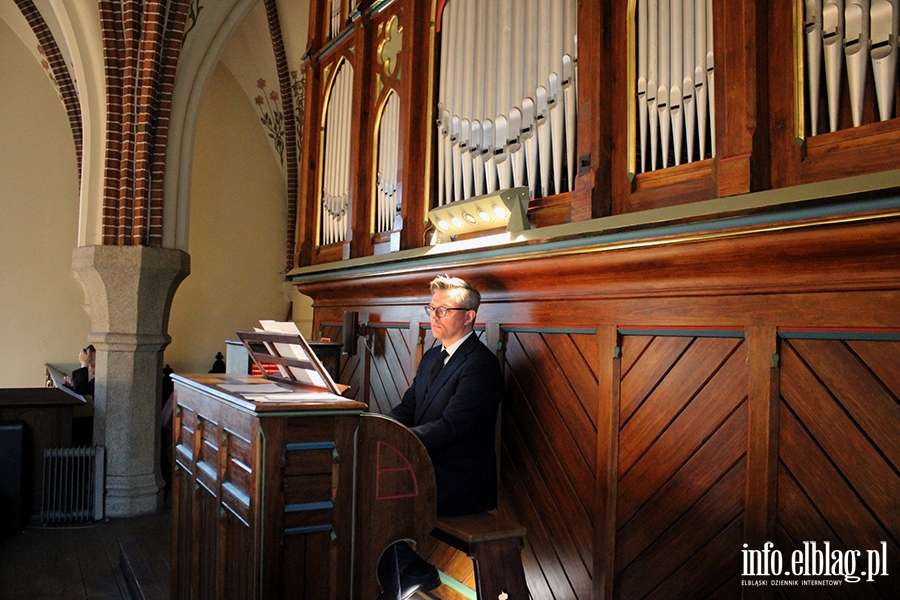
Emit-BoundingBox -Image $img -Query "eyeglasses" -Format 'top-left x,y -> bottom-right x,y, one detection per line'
425,305 -> 472,318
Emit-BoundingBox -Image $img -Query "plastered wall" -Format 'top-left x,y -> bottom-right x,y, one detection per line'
0,17 -> 89,387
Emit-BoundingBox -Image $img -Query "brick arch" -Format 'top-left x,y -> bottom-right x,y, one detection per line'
262,0 -> 299,271
164,0 -> 298,258
13,0 -> 83,183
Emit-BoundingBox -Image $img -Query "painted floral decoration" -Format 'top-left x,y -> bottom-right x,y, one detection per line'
291,70 -> 306,161
255,78 -> 285,165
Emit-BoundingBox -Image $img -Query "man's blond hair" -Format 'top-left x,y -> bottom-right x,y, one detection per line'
430,276 -> 481,311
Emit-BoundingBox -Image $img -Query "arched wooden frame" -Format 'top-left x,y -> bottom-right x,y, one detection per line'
316,55 -> 354,249
370,89 -> 402,237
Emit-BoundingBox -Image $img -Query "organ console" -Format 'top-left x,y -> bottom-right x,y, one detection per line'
170,330 -> 436,599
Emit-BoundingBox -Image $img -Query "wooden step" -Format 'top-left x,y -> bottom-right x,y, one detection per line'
118,533 -> 170,600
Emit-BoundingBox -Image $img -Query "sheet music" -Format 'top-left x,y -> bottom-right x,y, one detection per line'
259,320 -> 301,334
220,383 -> 287,394
238,322 -> 341,395
45,363 -> 86,401
259,321 -> 328,388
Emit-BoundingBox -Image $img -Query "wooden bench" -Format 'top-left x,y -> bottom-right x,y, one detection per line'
431,511 -> 528,600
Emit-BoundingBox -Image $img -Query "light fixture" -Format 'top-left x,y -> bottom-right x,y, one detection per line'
427,187 -> 530,243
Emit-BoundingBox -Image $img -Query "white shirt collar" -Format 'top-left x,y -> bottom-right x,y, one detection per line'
442,330 -> 474,361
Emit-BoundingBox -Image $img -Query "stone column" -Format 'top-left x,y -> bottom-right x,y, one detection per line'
73,245 -> 190,517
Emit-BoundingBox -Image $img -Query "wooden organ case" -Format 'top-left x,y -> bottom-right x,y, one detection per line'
170,330 -> 436,599
290,1 -> 900,597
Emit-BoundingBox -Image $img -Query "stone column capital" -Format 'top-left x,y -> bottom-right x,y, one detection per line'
71,244 -> 190,517
73,245 -> 190,334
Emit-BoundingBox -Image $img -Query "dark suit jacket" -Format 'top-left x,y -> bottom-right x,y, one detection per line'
67,367 -> 94,397
388,333 -> 502,516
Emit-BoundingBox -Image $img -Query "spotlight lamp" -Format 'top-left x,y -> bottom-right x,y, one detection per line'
427,187 -> 530,243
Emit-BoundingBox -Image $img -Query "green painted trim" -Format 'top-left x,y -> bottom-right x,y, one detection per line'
312,28 -> 353,64
284,524 -> 332,535
288,176 -> 900,285
501,326 -> 598,335
618,328 -> 745,338
438,571 -> 476,599
777,329 -> 900,341
366,323 -> 411,329
286,441 -> 335,451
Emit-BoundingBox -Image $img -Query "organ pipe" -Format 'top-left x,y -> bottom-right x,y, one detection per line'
435,0 -> 578,205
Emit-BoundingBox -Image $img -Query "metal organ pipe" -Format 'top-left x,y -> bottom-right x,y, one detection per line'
550,0 -> 566,194
331,0 -> 342,40
804,0 -> 898,134
845,0 -> 871,128
648,0 -> 660,171
871,0 -> 899,122
335,65 -> 349,243
495,0 -> 514,192
435,0 -> 578,205
682,0 -> 696,164
638,0 -> 649,173
523,0 -> 538,198
695,0 -> 708,159
670,0 -> 684,167
657,0 -> 671,169
806,0 -> 825,136
564,0 -> 577,187
823,0 -> 845,132
376,91 -> 400,235
635,0 -> 715,173
320,62 -> 353,246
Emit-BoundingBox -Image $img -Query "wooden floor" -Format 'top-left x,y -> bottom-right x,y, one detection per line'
0,507 -> 170,600
0,500 -> 474,600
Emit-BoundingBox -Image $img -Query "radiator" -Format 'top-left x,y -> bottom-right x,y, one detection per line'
41,446 -> 105,525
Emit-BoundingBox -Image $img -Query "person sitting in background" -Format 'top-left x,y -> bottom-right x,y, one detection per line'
64,344 -> 96,397
63,344 -> 96,446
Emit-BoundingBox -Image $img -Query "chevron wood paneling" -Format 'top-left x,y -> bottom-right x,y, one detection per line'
502,329 -> 598,600
777,338 -> 900,599
615,334 -> 748,599
364,324 -> 415,415
311,308 -> 900,598
293,208 -> 900,598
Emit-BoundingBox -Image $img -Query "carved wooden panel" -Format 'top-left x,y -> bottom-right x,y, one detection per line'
615,334 -> 747,599
221,508 -> 253,600
777,337 -> 900,598
196,484 -> 219,600
172,460 -> 194,599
